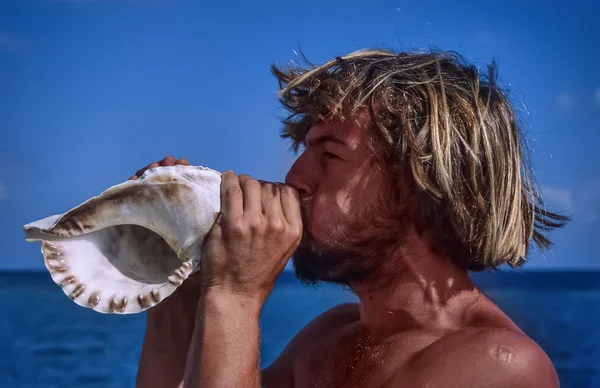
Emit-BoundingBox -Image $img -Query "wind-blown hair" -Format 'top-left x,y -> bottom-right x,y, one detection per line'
271,48 -> 570,271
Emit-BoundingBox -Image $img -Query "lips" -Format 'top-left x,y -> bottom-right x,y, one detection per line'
298,197 -> 315,240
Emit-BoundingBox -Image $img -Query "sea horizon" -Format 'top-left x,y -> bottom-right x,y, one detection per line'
3,267 -> 599,290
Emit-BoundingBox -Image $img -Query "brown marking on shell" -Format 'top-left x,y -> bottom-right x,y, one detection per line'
48,264 -> 67,274
138,294 -> 151,309
42,242 -> 63,258
109,297 -> 128,313
144,172 -> 192,206
47,185 -> 152,237
69,284 -> 85,299
88,293 -> 101,307
59,275 -> 76,287
43,173 -> 193,238
119,297 -> 128,313
108,185 -> 155,204
48,205 -> 98,237
43,248 -> 67,274
146,173 -> 178,184
159,183 -> 189,207
44,251 -> 63,263
150,289 -> 160,303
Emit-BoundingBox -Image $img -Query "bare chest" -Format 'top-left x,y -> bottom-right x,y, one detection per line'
291,326 -> 441,388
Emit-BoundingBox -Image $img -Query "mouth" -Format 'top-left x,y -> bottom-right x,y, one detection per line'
295,209 -> 314,249
299,197 -> 313,234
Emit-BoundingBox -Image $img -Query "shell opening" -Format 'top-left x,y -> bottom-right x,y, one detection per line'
42,224 -> 194,314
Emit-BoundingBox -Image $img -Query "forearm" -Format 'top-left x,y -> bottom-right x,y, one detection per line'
183,291 -> 262,388
136,294 -> 198,388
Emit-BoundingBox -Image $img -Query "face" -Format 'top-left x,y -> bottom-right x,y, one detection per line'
284,114 -> 412,286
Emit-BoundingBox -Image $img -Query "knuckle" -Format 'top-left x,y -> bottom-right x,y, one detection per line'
282,185 -> 299,197
261,181 -> 274,190
247,218 -> 263,232
222,171 -> 239,186
224,186 -> 242,198
287,223 -> 303,239
226,219 -> 246,236
261,183 -> 279,197
268,219 -> 285,233
243,178 -> 261,190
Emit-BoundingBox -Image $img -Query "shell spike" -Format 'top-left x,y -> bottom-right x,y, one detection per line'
22,165 -> 221,314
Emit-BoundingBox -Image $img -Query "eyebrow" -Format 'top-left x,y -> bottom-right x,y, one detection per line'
304,135 -> 347,148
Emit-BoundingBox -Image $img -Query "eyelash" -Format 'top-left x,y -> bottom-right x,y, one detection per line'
324,151 -> 337,159
321,152 -> 338,168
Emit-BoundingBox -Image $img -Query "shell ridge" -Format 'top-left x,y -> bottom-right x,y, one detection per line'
23,165 -> 222,314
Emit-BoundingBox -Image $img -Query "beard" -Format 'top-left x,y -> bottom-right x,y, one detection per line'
291,189 -> 410,288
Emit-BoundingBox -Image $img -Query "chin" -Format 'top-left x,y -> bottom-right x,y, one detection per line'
291,231 -> 380,287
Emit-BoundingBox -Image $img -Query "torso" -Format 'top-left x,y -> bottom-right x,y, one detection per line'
293,321 -> 441,388
263,297 -> 525,388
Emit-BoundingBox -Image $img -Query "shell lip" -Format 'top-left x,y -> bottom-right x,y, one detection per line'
40,239 -> 202,315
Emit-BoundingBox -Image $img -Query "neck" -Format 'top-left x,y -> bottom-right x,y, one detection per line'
350,232 -> 481,334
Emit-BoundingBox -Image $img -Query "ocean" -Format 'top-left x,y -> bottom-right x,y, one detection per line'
1,271 -> 599,388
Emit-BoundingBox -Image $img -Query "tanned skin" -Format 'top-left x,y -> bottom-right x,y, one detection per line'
134,118 -> 559,388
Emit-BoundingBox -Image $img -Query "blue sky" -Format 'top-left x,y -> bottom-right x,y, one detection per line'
0,0 -> 598,271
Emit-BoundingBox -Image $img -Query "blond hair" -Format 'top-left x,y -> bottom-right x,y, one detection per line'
272,48 -> 569,271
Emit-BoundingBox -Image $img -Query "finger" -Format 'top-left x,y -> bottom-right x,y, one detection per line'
280,184 -> 302,226
128,175 -> 138,181
160,156 -> 176,166
207,213 -> 224,239
175,158 -> 190,166
136,162 -> 160,177
238,174 -> 262,218
220,171 -> 243,220
261,182 -> 283,221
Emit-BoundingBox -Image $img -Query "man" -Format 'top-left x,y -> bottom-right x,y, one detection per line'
134,49 -> 569,388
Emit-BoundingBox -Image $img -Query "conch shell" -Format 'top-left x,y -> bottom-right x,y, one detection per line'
23,165 -> 221,314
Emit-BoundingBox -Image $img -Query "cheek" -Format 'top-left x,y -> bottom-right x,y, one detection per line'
305,192 -> 347,239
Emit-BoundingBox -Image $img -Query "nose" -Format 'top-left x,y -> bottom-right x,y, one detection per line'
285,162 -> 312,198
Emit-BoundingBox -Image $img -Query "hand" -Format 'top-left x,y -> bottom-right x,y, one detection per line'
200,171 -> 302,305
128,155 -> 191,181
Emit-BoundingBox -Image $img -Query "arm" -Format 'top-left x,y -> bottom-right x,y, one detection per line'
183,291 -> 262,388
135,280 -> 200,388
182,172 -> 303,388
131,160 -> 300,388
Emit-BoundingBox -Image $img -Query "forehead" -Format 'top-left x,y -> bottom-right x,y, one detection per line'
304,116 -> 369,150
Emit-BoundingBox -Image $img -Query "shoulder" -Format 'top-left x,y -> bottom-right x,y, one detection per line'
261,303 -> 359,386
402,327 -> 559,388
274,302 -> 359,358
285,302 -> 361,347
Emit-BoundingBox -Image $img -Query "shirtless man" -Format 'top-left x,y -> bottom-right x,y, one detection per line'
134,49 -> 569,388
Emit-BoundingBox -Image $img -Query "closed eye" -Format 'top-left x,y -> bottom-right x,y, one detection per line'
323,151 -> 338,160
321,151 -> 340,169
